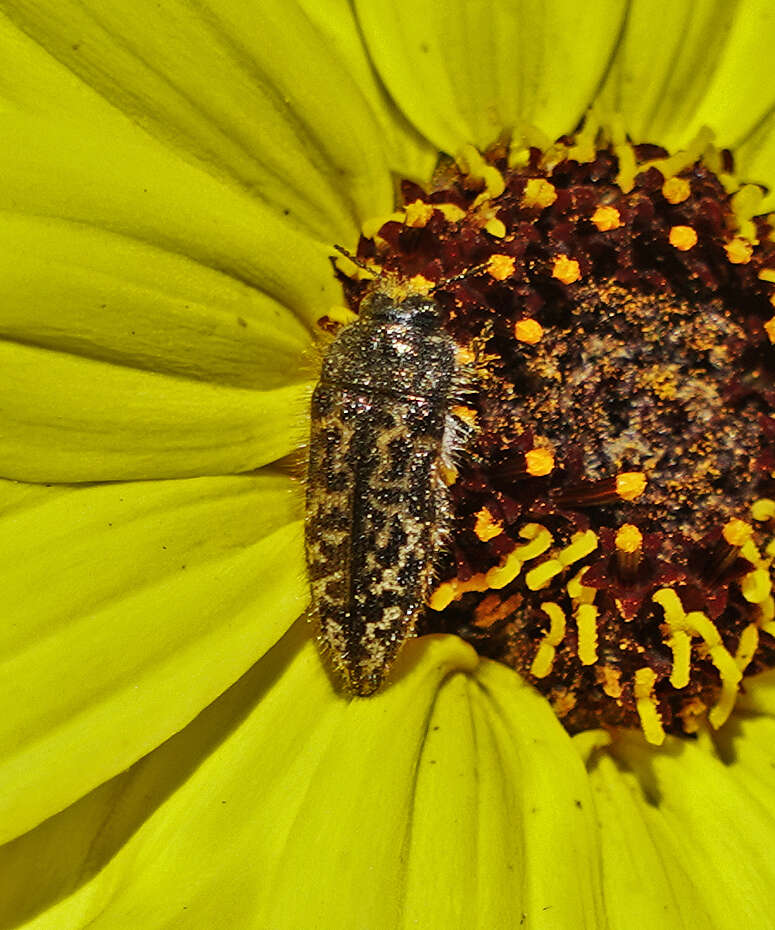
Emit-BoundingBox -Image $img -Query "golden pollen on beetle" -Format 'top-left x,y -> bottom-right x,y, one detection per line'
334,124 -> 775,743
451,404 -> 478,427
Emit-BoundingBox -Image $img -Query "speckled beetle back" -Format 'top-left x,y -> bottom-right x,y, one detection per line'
305,292 -> 459,695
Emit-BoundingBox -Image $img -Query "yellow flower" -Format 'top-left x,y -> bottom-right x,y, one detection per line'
0,1 -> 774,928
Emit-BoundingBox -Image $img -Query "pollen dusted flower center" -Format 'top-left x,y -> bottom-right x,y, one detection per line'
333,131 -> 775,745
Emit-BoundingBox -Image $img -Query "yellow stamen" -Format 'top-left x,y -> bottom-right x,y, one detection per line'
764,316 -> 775,344
662,176 -> 691,204
751,498 -> 775,521
614,138 -> 638,193
654,587 -> 742,729
730,184 -> 764,241
526,560 -> 564,591
524,532 -> 598,592
634,667 -> 666,746
511,523 -> 554,561
514,318 -> 544,344
525,447 -> 554,476
484,550 -> 523,590
488,525 -> 553,589
591,205 -> 621,231
615,523 -> 643,578
725,237 -> 753,264
474,507 -> 503,542
456,144 -> 505,199
484,217 -> 507,238
669,225 -> 698,251
741,568 -> 771,604
552,255 -> 581,284
567,566 -> 597,606
758,268 -> 775,284
428,578 -> 472,611
653,586 -> 684,625
666,630 -> 691,688
740,536 -> 765,565
723,518 -> 752,547
559,530 -> 598,566
488,253 -> 516,281
599,666 -> 623,699
436,203 -> 467,223
735,623 -> 759,672
429,524 -> 553,608
696,620 -> 742,728
758,596 -> 775,638
616,471 -> 647,501
576,604 -> 599,665
530,602 -> 566,678
404,200 -> 434,228
522,177 -> 557,209
616,524 -> 642,551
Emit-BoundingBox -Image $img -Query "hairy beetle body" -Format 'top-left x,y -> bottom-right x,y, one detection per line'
306,293 -> 459,695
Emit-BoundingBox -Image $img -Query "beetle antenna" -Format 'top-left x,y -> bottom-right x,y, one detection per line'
432,261 -> 490,292
333,244 -> 381,279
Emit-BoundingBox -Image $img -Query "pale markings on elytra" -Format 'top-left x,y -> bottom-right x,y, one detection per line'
305,290 -> 465,695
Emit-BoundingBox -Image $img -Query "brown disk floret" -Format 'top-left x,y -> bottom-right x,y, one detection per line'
333,135 -> 775,743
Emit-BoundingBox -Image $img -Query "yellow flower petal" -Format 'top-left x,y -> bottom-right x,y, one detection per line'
0,338 -> 310,481
300,0 -> 439,183
0,14 -> 347,327
735,668 -> 775,717
679,0 -> 775,205
0,636 -> 603,929
0,213 -> 310,391
597,0 -> 775,206
587,726 -> 775,928
357,0 -> 625,153
0,209 -> 313,481
736,110 -> 775,212
1,0 -> 394,239
405,658 -> 604,927
0,472 -> 305,844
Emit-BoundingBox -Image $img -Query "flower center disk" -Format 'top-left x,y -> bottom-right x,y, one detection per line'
336,132 -> 775,745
